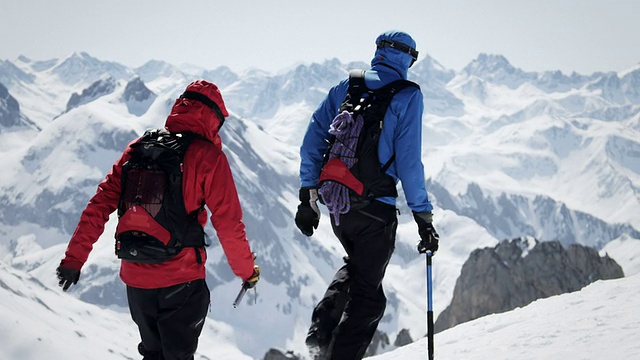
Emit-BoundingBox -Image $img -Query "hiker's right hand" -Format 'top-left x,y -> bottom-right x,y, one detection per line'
295,187 -> 320,236
56,265 -> 80,291
414,211 -> 440,254
244,265 -> 260,289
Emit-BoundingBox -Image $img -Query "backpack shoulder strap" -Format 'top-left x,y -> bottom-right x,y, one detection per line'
377,79 -> 420,96
179,131 -> 213,146
347,72 -> 420,107
350,70 -> 420,97
348,69 -> 367,99
371,80 -> 421,172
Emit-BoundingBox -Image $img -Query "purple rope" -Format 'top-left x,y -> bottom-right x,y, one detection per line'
319,110 -> 363,225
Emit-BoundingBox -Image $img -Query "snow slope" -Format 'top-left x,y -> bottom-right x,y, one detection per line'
3,256 -> 639,360
373,274 -> 640,360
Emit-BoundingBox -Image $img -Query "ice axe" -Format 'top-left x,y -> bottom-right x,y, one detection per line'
233,252 -> 258,308
232,280 -> 251,308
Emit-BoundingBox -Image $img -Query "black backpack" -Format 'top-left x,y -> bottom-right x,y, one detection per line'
318,70 -> 420,211
115,128 -> 206,264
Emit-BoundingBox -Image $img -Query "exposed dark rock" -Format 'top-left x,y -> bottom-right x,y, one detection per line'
365,330 -> 390,357
365,328 -> 412,356
123,76 -> 156,116
262,348 -> 300,360
66,77 -> 116,112
435,237 -> 624,332
0,81 -> 21,128
123,76 -> 154,102
0,82 -> 37,130
393,328 -> 413,347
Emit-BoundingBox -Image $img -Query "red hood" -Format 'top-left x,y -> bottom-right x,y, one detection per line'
164,80 -> 229,148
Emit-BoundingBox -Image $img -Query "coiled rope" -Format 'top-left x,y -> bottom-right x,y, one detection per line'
319,110 -> 363,225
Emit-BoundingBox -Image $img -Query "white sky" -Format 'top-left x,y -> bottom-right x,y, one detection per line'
1,0 -> 639,74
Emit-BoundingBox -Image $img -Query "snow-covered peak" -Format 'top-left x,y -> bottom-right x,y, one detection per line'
533,69 -> 594,92
618,62 -> 640,78
464,53 -> 515,74
135,59 -> 183,82
0,59 -> 36,86
51,52 -> 132,86
201,65 -> 239,89
461,53 -> 536,89
16,55 -> 31,64
410,54 -> 455,86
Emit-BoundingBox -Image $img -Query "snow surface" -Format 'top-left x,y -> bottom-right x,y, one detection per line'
373,274 -> 640,360
3,255 -> 640,360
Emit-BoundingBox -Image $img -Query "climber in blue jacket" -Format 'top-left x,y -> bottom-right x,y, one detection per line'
295,30 -> 440,360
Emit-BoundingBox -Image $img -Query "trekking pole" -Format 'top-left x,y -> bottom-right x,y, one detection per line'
426,251 -> 434,360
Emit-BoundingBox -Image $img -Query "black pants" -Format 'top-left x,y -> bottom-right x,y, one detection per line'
308,201 -> 398,360
127,279 -> 210,360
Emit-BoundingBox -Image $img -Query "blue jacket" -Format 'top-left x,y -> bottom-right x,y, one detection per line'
299,31 -> 433,213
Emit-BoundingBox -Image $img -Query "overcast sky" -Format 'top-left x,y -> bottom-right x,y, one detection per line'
1,0 -> 638,75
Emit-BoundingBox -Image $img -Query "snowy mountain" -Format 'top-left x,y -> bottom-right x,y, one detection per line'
0,51 -> 639,359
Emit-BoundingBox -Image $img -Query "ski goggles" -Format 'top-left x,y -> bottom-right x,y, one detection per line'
376,39 -> 419,67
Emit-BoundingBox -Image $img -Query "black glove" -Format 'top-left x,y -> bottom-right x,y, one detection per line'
413,211 -> 439,254
244,265 -> 261,289
295,187 -> 320,236
56,266 -> 80,291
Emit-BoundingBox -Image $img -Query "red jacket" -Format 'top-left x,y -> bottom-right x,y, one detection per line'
60,81 -> 255,289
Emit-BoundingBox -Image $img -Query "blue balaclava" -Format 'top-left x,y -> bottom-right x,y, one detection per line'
371,30 -> 418,78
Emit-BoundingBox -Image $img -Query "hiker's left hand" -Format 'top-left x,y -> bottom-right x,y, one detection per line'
413,211 -> 439,254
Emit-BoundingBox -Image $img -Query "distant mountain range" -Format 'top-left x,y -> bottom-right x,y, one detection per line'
0,51 -> 638,359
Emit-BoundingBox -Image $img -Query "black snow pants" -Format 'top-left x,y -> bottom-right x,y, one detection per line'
307,200 -> 398,360
127,279 -> 210,360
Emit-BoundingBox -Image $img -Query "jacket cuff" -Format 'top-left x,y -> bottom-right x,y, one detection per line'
412,211 -> 433,225
60,258 -> 84,271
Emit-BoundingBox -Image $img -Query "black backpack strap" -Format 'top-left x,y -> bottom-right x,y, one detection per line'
376,79 -> 420,172
349,70 -> 420,98
380,79 -> 420,94
179,131 -> 213,146
381,153 -> 396,172
348,70 -> 367,100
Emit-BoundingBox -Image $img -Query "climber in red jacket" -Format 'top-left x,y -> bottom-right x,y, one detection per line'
56,80 -> 259,360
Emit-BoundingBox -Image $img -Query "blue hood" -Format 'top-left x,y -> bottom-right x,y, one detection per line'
371,31 -> 417,79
